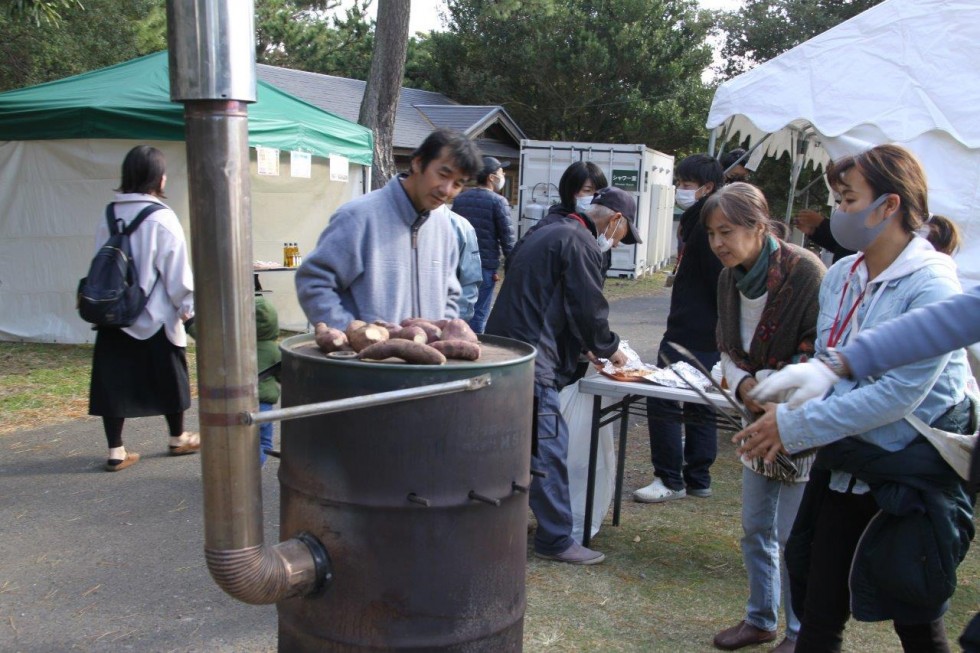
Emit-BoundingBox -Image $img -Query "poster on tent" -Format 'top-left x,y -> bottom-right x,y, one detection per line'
330,154 -> 349,183
257,147 -> 280,176
290,151 -> 312,179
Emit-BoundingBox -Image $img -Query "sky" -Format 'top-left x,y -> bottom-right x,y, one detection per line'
344,0 -> 746,35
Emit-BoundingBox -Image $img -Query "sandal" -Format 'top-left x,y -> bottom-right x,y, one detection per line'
169,432 -> 201,456
105,452 -> 140,472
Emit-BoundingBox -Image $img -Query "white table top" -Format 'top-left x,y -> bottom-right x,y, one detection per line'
578,374 -> 733,410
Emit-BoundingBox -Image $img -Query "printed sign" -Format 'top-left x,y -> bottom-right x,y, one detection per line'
290,151 -> 312,178
330,154 -> 350,182
611,169 -> 639,192
257,147 -> 280,176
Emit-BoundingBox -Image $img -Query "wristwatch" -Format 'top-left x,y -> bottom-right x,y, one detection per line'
816,348 -> 850,379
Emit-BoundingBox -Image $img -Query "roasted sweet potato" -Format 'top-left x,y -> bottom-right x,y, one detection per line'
388,325 -> 428,345
440,318 -> 479,343
345,319 -> 367,340
431,339 -> 481,361
357,340 -> 447,365
347,324 -> 389,352
373,319 -> 400,330
399,318 -> 441,343
314,323 -> 349,353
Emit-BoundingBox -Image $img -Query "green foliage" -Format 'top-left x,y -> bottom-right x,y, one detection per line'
411,0 -> 717,153
0,0 -> 164,92
718,0 -> 884,78
255,0 -> 375,79
3,0 -> 83,26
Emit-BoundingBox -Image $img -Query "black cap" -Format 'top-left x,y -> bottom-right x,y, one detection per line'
592,186 -> 642,244
480,156 -> 509,177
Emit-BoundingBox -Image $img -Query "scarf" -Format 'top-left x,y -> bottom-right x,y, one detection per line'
732,235 -> 777,299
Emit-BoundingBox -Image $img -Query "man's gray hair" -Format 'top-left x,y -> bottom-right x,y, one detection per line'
586,203 -> 616,221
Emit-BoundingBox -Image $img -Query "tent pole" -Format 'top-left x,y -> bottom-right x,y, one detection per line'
708,127 -> 717,157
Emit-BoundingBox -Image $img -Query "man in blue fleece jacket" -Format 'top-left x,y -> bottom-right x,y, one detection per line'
296,129 -> 481,329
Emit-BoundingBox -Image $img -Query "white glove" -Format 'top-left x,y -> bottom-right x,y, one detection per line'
749,359 -> 839,408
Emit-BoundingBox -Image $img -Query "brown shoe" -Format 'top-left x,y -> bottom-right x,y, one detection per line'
771,637 -> 796,653
713,621 -> 777,650
169,431 -> 200,456
105,452 -> 140,472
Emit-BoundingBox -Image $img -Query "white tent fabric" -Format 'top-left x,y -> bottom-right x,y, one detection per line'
706,0 -> 980,283
0,139 -> 364,343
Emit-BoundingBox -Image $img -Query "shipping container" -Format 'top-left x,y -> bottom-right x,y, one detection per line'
517,140 -> 675,278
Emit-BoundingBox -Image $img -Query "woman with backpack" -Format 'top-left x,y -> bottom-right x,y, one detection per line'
87,145 -> 197,471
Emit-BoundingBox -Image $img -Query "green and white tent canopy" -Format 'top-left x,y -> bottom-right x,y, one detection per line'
0,50 -> 373,165
0,52 -> 374,344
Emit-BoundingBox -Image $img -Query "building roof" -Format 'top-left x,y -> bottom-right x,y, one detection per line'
255,64 -> 525,156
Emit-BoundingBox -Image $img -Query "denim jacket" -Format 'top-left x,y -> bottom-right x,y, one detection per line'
777,237 -> 969,493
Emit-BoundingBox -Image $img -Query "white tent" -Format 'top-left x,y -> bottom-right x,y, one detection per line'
706,0 -> 980,283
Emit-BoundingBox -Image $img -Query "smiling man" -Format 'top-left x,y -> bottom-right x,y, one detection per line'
297,129 -> 481,328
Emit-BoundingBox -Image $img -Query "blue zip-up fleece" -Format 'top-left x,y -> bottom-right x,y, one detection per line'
296,176 -> 461,329
451,187 -> 515,270
843,284 -> 980,379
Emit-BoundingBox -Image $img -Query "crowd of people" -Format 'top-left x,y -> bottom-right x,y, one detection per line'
88,132 -> 979,652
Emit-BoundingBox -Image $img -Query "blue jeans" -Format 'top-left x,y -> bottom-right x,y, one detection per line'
531,383 -> 574,555
259,402 -> 273,466
742,465 -> 805,638
468,268 -> 496,334
645,342 -> 720,491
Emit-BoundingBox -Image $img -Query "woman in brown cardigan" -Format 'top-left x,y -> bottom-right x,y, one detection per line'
705,183 -> 825,653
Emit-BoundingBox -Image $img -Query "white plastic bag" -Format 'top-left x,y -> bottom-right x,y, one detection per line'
561,369 -> 616,542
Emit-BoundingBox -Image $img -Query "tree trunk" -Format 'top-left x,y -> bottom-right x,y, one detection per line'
357,0 -> 411,190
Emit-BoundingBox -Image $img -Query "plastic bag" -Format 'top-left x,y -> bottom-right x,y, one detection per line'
561,368 -> 616,542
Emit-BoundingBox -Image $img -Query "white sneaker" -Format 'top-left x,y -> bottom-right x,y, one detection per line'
633,478 -> 687,503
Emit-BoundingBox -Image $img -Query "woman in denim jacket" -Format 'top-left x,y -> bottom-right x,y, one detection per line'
736,144 -> 973,653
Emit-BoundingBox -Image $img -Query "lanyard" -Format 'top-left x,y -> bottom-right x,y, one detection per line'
827,255 -> 867,348
568,212 -> 589,230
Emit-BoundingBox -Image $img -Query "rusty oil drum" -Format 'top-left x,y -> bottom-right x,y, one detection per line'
276,334 -> 535,652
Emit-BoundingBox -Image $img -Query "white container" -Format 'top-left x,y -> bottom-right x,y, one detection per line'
517,139 -> 675,278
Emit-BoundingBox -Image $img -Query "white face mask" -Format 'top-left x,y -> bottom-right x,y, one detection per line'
596,217 -> 621,253
675,187 -> 700,210
494,173 -> 506,191
576,195 -> 593,214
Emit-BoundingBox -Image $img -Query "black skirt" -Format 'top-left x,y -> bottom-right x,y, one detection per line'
88,327 -> 191,418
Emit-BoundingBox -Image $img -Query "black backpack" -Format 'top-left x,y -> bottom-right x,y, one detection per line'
77,203 -> 163,327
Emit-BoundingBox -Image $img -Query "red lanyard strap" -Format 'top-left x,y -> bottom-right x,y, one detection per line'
827,255 -> 866,348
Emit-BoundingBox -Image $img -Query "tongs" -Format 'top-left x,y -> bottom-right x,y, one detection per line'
661,341 -> 798,477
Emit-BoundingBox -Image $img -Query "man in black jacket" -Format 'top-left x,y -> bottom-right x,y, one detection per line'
635,154 -> 725,504
451,156 -> 516,333
485,186 -> 630,565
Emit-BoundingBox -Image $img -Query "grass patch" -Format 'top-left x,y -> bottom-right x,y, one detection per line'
0,341 -> 198,435
602,267 -> 672,302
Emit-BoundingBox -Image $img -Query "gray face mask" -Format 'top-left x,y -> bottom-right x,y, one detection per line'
829,194 -> 892,252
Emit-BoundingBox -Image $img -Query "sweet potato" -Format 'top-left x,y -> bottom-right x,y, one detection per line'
373,319 -> 400,330
388,325 -> 428,345
347,324 -> 389,353
357,339 -> 446,365
432,319 -> 449,329
440,318 -> 479,343
314,323 -> 349,353
399,318 -> 441,343
345,319 -> 367,340
431,339 -> 481,361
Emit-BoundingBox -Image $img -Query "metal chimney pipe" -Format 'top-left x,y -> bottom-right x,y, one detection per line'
166,0 -> 328,604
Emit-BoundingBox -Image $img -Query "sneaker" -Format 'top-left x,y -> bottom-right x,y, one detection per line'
633,478 -> 686,503
687,486 -> 712,498
534,541 -> 605,565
